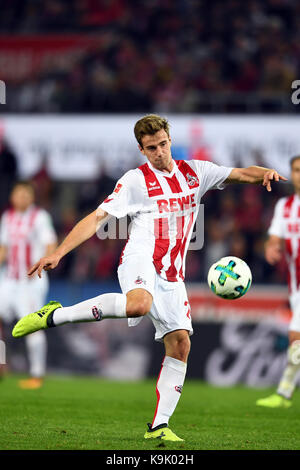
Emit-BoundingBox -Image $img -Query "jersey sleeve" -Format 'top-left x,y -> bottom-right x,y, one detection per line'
35,210 -> 57,245
268,199 -> 285,238
0,213 -> 8,246
98,170 -> 143,219
193,160 -> 233,194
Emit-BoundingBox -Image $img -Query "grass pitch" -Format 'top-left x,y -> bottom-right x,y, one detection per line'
1,375 -> 300,450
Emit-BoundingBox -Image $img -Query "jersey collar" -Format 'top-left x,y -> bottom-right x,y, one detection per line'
146,159 -> 178,177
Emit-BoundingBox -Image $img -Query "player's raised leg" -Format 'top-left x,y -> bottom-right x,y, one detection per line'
144,329 -> 190,442
12,289 -> 152,338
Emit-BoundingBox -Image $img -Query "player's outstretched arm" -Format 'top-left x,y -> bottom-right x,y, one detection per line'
28,208 -> 110,278
265,235 -> 284,265
225,166 -> 288,191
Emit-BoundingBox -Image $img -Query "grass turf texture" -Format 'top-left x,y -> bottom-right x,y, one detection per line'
1,375 -> 300,450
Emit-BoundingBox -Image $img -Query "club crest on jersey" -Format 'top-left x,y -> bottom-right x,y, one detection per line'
175,385 -> 183,394
134,276 -> 146,285
186,173 -> 199,188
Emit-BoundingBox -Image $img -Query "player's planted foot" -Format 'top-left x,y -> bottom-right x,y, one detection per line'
18,377 -> 43,389
12,301 -> 62,338
256,393 -> 292,408
144,423 -> 184,442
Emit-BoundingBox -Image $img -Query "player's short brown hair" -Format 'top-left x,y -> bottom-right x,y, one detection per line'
134,114 -> 170,148
12,180 -> 35,194
290,155 -> 300,168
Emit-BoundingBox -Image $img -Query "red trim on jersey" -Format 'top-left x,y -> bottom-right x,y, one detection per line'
175,160 -> 199,189
113,183 -> 122,194
164,174 -> 182,194
283,195 -> 295,218
25,208 -> 39,271
153,218 -> 170,274
10,244 -> 19,279
179,212 -> 194,280
165,215 -> 185,281
10,214 -> 22,279
139,163 -> 164,197
25,243 -> 31,271
7,208 -> 15,225
6,207 -> 40,278
28,207 -> 39,227
151,356 -> 165,428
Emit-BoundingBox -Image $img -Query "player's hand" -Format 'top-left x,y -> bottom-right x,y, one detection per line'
262,170 -> 288,192
265,244 -> 282,265
28,253 -> 61,278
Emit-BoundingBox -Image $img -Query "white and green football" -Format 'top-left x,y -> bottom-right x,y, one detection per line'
207,256 -> 252,300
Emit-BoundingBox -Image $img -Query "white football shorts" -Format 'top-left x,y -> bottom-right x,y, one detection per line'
0,276 -> 49,322
117,255 -> 193,342
289,291 -> 300,332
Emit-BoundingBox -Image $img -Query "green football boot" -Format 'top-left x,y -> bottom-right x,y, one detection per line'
256,393 -> 292,408
144,423 -> 184,442
12,301 -> 62,338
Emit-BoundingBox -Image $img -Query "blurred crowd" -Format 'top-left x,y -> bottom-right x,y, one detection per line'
0,0 -> 296,284
1,0 -> 299,113
0,138 -> 291,285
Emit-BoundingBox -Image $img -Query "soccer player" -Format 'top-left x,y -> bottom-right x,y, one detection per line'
12,115 -> 286,440
257,155 -> 300,408
0,181 -> 57,389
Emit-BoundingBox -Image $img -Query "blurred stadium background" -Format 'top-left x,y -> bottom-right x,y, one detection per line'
0,0 -> 299,388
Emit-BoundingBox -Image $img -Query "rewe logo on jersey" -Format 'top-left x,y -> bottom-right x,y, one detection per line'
157,193 -> 196,213
288,223 -> 300,233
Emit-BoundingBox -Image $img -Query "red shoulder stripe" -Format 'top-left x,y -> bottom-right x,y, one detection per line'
139,163 -> 164,197
175,160 -> 199,189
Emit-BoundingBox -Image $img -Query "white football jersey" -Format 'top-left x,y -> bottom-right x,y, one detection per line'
268,194 -> 300,295
0,205 -> 57,280
99,159 -> 232,282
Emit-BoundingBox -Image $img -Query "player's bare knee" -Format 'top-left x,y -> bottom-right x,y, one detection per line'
177,337 -> 191,360
168,345 -> 190,362
126,293 -> 152,317
165,333 -> 190,362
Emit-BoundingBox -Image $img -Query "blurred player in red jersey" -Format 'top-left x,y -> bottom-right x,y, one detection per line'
257,156 -> 300,408
0,181 -> 57,389
12,115 -> 286,440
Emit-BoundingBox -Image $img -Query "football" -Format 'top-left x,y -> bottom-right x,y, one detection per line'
207,256 -> 252,300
